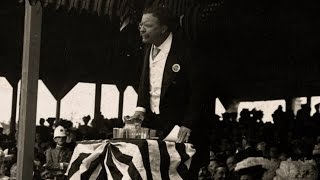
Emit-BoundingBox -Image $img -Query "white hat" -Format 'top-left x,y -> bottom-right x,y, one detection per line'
54,126 -> 66,138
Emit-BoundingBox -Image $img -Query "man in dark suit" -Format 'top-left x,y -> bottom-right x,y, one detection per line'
130,6 -> 211,179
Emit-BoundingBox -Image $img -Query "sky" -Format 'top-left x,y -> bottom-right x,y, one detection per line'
238,99 -> 286,122
1,76 -> 320,128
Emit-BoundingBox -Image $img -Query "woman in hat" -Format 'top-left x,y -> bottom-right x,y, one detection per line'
237,165 -> 265,180
234,157 -> 277,180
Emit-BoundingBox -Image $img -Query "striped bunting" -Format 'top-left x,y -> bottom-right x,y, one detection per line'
66,139 -> 196,180
66,140 -> 109,180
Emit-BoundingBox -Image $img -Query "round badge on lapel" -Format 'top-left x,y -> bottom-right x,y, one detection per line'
172,64 -> 180,72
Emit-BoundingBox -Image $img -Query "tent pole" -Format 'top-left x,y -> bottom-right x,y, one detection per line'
117,85 -> 126,120
10,81 -> 18,135
94,82 -> 102,120
17,1 -> 42,180
56,99 -> 61,121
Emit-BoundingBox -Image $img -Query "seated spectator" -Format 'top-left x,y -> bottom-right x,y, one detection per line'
278,151 -> 289,161
43,126 -> 73,180
198,166 -> 212,180
211,162 -> 228,180
0,126 -> 8,149
235,136 -> 259,162
226,156 -> 237,180
269,146 -> 280,163
65,128 -> 77,150
235,158 -> 266,180
237,166 -> 265,180
312,136 -> 320,175
34,131 -> 48,155
208,159 -> 219,177
9,147 -> 55,179
0,150 -> 9,180
256,141 -> 267,157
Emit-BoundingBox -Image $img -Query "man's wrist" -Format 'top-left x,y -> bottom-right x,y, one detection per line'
60,163 -> 64,169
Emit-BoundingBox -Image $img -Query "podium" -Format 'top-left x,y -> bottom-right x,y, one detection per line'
66,139 -> 196,180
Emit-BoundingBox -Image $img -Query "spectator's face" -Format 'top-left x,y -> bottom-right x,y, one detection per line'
54,136 -> 66,146
139,13 -> 166,45
269,147 -> 279,158
226,156 -> 236,171
240,175 -> 253,180
198,167 -> 209,180
279,153 -> 288,161
208,160 -> 218,174
35,133 -> 41,142
256,142 -> 266,151
213,167 -> 227,180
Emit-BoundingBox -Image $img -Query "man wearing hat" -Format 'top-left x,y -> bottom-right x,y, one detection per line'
44,126 -> 73,180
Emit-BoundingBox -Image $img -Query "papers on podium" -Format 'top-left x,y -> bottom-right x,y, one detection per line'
163,125 -> 180,142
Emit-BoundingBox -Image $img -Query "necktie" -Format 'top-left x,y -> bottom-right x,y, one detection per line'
152,46 -> 160,60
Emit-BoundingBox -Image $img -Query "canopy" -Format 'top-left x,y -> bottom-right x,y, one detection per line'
0,0 -> 319,101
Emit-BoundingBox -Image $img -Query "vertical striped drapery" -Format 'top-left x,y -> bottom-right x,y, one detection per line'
66,139 -> 196,180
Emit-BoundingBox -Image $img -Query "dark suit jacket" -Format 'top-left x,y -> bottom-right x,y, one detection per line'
137,30 -> 211,167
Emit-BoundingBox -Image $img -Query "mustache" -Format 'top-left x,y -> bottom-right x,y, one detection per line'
140,33 -> 148,37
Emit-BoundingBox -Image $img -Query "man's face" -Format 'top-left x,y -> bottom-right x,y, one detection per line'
226,157 -> 236,171
256,142 -> 266,151
213,167 -> 227,180
139,13 -> 166,45
208,160 -> 218,174
240,175 -> 253,180
54,136 -> 66,146
35,133 -> 41,142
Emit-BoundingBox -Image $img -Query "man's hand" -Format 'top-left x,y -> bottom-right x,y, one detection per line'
128,111 -> 145,123
177,126 -> 192,143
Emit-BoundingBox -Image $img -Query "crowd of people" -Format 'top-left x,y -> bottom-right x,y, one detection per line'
200,103 -> 320,180
0,103 -> 319,179
0,114 -> 124,180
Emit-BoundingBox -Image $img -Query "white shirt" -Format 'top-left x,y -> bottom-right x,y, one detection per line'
136,33 -> 173,114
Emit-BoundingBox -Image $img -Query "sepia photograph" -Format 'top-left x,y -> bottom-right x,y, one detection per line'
0,0 -> 319,179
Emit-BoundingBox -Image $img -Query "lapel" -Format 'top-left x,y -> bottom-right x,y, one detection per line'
160,37 -> 179,100
143,45 -> 151,82
142,45 -> 151,101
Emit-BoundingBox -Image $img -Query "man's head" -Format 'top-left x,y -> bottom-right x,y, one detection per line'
82,115 -> 91,125
211,163 -> 228,180
53,125 -> 67,146
256,141 -> 266,152
139,6 -> 176,46
226,156 -> 236,171
39,118 -> 45,125
46,118 -> 55,127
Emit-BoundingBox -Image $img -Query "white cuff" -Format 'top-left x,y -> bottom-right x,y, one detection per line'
60,163 -> 64,169
135,107 -> 146,113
